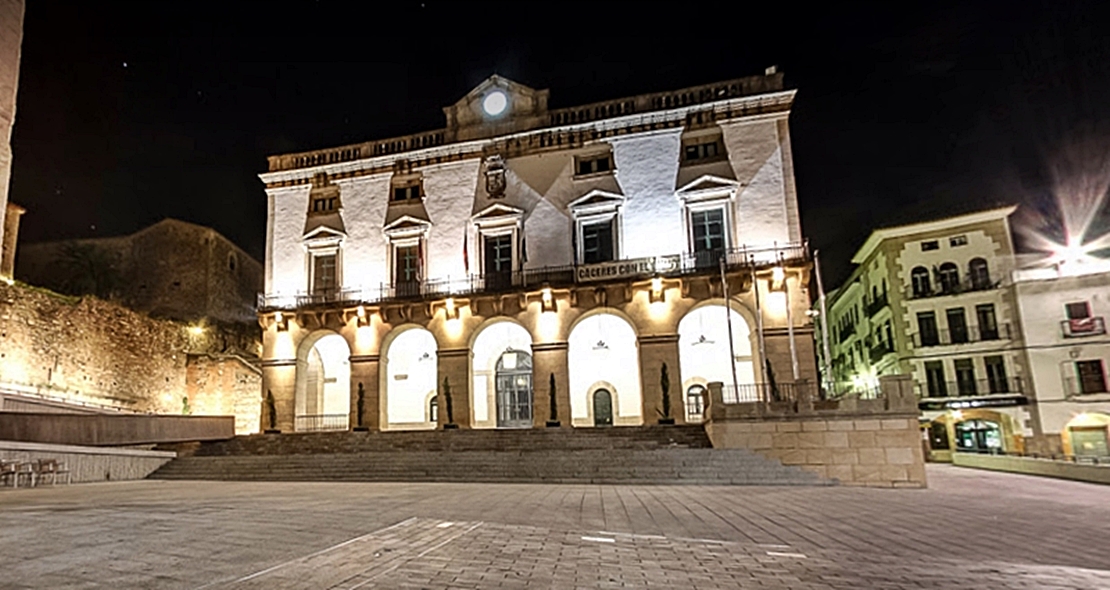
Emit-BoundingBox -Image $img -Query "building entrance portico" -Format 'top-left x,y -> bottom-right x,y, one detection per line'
294,330 -> 351,432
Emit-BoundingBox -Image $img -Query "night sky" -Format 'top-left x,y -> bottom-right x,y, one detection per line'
10,1 -> 1110,283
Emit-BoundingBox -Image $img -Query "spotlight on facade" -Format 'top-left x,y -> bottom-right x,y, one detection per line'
354,304 -> 370,327
650,276 -> 665,303
541,287 -> 555,313
771,266 -> 786,291
950,409 -> 964,421
274,311 -> 289,331
187,325 -> 205,336
444,297 -> 460,320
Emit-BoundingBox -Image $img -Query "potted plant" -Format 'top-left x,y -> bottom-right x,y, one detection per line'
264,389 -> 281,433
658,363 -> 675,425
442,376 -> 458,429
546,372 -> 561,427
353,382 -> 369,431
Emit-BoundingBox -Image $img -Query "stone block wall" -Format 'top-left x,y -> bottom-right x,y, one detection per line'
0,281 -> 261,432
705,375 -> 928,488
0,440 -> 174,484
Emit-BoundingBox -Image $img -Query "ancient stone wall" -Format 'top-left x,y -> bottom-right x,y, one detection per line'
0,281 -> 261,433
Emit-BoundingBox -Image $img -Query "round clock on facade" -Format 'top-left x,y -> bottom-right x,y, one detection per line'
482,90 -> 508,117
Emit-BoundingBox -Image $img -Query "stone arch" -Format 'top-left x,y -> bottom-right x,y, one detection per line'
678,302 -> 757,402
380,324 -> 439,431
294,329 -> 351,431
581,380 -> 622,427
569,312 -> 642,427
470,319 -> 534,429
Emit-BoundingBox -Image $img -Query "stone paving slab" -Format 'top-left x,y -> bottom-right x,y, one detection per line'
0,465 -> 1108,589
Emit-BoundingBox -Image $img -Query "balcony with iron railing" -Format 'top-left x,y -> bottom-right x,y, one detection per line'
1061,317 -> 1107,338
869,341 -> 895,363
918,376 -> 1024,399
908,276 -> 1001,300
913,323 -> 1011,348
864,292 -> 889,317
259,242 -> 808,311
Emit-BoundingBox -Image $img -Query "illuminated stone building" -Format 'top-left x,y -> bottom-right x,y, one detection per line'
822,207 -> 1030,458
0,0 -> 24,279
257,71 -> 817,433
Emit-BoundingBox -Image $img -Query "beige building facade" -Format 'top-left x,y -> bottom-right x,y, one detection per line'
823,207 -> 1030,458
258,72 -> 818,434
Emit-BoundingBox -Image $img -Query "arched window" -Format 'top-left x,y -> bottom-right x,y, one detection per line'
937,262 -> 960,294
429,396 -> 438,423
911,267 -> 931,298
686,384 -> 707,422
968,258 -> 990,290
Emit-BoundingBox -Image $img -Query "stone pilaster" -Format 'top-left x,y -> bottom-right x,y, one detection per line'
638,333 -> 682,424
437,347 -> 471,428
260,360 -> 296,433
531,341 -> 569,427
349,355 -> 380,431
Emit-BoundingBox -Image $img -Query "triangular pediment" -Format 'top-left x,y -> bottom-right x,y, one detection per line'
569,189 -> 625,210
303,224 -> 347,242
453,75 -> 542,109
383,215 -> 433,232
472,203 -> 525,221
444,74 -> 551,141
676,174 -> 740,196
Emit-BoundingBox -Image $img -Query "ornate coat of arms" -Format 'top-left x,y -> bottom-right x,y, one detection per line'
485,155 -> 506,198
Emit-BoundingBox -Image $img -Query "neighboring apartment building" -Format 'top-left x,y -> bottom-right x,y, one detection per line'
258,71 -> 817,433
822,206 -> 1029,457
17,218 -> 263,325
1012,262 -> 1110,457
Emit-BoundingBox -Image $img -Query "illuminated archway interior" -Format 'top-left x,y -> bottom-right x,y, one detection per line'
568,313 -> 642,426
295,331 -> 351,431
678,305 -> 755,409
384,327 -> 438,430
471,321 -> 533,428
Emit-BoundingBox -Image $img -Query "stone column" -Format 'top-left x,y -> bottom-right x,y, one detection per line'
349,355 -> 380,431
638,334 -> 682,425
531,342 -> 570,427
260,361 -> 296,433
437,348 -> 471,428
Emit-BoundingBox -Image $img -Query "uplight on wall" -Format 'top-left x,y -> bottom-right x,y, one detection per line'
649,276 -> 665,303
771,266 -> 786,291
541,287 -> 555,313
444,297 -> 460,320
355,305 -> 370,327
274,311 -> 289,331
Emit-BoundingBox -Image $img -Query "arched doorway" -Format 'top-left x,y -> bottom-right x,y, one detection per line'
568,312 -> 642,427
382,327 -> 438,430
686,384 -> 707,423
593,389 -> 613,427
294,331 -> 351,432
471,320 -> 533,429
679,304 -> 755,404
495,349 -> 533,428
1064,413 -> 1110,459
954,419 -> 1002,453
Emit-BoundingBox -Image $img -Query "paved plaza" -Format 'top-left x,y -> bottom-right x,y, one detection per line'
1,465 -> 1108,589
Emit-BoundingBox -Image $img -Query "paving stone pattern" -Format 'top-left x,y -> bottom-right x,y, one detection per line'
1,465 -> 1108,589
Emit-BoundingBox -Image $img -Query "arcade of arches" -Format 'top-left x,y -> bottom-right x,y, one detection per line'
260,281 -> 817,434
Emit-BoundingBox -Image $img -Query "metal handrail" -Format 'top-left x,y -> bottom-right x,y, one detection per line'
294,414 -> 349,432
956,448 -> 1110,466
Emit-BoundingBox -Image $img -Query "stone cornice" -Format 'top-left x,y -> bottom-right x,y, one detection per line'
258,90 -> 796,188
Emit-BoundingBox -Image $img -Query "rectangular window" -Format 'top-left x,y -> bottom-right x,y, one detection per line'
976,304 -> 999,340
985,356 -> 1008,393
690,209 -> 725,253
679,138 -> 723,164
394,245 -> 420,285
1076,360 -> 1107,394
312,254 -> 336,294
581,219 -> 615,264
575,154 -> 612,176
392,184 -> 421,202
1066,302 -> 1092,320
921,240 -> 939,251
954,358 -> 977,396
925,361 -> 947,397
950,235 -> 968,247
946,308 -> 968,344
483,234 -> 513,274
312,197 -> 337,213
917,311 -> 939,347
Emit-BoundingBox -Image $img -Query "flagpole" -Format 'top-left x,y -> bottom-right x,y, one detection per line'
751,257 -> 769,404
814,249 -> 833,396
720,255 -> 741,407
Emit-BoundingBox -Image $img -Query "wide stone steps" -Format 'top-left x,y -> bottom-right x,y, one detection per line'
185,425 -> 715,456
149,448 -> 831,486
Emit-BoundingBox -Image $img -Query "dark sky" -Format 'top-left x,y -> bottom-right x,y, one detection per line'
10,1 -> 1110,282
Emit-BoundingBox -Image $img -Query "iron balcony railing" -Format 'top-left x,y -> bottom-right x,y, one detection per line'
913,323 -> 1011,347
864,292 -> 889,317
294,414 -> 349,432
908,277 -> 1001,300
918,377 -> 1024,399
869,342 -> 895,363
721,382 -> 809,404
1061,317 -> 1107,338
259,242 -> 808,310
825,383 -> 881,400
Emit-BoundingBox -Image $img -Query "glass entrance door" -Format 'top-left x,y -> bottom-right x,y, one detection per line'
593,389 -> 613,427
1070,427 -> 1109,458
954,419 -> 1002,453
495,349 -> 533,428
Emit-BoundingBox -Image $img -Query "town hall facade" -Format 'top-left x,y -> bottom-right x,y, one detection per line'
257,70 -> 817,433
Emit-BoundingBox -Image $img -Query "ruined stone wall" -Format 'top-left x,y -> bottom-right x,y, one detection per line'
0,0 -> 25,250
0,281 -> 261,432
2,201 -> 22,277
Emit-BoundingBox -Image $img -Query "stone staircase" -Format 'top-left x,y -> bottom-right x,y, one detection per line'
148,426 -> 831,486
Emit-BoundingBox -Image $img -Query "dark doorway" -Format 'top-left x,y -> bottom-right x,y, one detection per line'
593,389 -> 613,427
